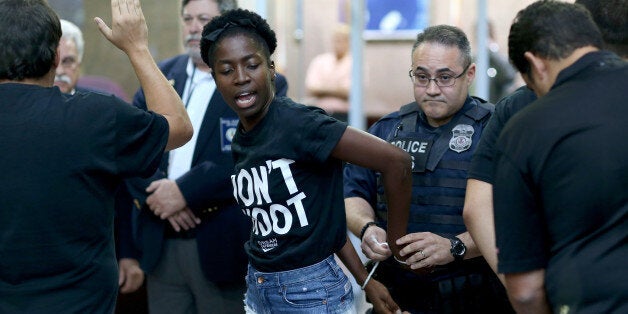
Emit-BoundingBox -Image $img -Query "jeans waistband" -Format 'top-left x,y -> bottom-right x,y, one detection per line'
248,255 -> 340,288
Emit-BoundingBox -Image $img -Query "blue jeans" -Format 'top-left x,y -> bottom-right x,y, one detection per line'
244,255 -> 355,314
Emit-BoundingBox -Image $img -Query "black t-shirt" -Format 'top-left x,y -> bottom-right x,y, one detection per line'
467,85 -> 536,183
231,97 -> 347,272
494,52 -> 628,313
0,84 -> 168,313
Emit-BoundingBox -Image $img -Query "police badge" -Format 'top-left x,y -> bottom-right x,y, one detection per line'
449,124 -> 474,153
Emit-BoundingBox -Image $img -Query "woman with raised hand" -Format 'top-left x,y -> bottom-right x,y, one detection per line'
196,9 -> 411,314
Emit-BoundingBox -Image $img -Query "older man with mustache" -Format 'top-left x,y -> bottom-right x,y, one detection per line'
54,19 -> 83,94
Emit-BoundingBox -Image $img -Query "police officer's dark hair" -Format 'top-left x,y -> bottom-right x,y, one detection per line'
0,0 -> 61,81
508,0 -> 604,76
575,0 -> 628,58
412,25 -> 472,69
199,8 -> 277,68
181,0 -> 238,16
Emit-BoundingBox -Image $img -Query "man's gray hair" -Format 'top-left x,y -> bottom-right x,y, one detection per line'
181,0 -> 238,14
60,19 -> 84,62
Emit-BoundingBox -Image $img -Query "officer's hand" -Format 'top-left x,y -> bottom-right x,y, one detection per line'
118,258 -> 145,294
364,279 -> 408,314
167,207 -> 201,232
361,226 -> 391,261
145,179 -> 187,219
396,232 -> 454,270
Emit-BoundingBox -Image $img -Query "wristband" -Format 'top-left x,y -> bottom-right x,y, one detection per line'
359,221 -> 377,240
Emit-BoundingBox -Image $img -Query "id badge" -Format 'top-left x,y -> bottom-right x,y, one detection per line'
220,118 -> 239,152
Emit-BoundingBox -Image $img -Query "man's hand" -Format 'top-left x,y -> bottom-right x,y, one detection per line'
146,179 -> 187,219
364,279 -> 408,314
361,225 -> 392,261
167,207 -> 201,232
94,0 -> 148,56
396,232 -> 453,270
146,179 -> 186,219
118,258 -> 145,294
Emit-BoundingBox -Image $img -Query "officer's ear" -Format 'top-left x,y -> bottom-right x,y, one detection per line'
465,63 -> 476,86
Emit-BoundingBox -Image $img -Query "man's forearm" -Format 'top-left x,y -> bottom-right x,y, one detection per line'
345,197 -> 377,238
463,179 -> 500,274
336,237 -> 368,286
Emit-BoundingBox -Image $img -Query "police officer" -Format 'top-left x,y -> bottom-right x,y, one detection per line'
344,25 -> 513,313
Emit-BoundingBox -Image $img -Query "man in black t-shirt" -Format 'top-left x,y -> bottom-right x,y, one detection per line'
463,0 -> 628,286
0,0 -> 191,312
492,2 -> 627,313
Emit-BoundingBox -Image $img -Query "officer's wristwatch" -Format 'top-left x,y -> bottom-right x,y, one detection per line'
449,236 -> 466,261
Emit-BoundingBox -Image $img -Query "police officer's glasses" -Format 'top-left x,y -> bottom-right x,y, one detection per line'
409,63 -> 470,87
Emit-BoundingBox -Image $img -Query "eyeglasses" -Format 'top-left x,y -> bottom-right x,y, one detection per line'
409,64 -> 470,87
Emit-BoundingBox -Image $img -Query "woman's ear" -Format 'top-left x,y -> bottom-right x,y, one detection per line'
269,61 -> 276,81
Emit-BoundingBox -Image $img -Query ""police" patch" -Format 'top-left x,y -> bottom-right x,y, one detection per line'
449,124 -> 474,153
220,118 -> 239,152
390,137 -> 432,172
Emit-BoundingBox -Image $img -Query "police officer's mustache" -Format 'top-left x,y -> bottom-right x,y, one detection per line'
55,74 -> 72,85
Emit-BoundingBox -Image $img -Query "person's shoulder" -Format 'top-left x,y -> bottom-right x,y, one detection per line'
495,86 -> 537,117
157,54 -> 188,70
498,85 -> 536,104
378,110 -> 402,122
71,90 -> 129,110
274,96 -> 303,109
466,96 -> 495,120
269,97 -> 346,139
367,110 -> 402,134
274,97 -> 332,119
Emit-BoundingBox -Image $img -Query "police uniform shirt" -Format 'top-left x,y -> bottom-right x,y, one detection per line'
344,97 -> 489,233
230,97 -> 347,272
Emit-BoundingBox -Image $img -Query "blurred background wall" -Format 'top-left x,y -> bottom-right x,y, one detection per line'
49,0 -> 573,123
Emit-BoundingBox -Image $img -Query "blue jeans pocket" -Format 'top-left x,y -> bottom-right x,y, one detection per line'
281,271 -> 353,312
282,279 -> 327,308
